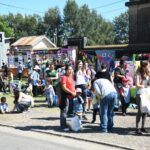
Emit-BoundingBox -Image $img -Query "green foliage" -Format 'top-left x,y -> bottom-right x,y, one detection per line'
63,0 -> 79,37
44,7 -> 62,45
63,0 -> 115,45
113,11 -> 129,44
0,16 -> 14,37
1,0 -> 128,46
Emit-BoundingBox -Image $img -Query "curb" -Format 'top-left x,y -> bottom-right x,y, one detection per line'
0,123 -> 134,150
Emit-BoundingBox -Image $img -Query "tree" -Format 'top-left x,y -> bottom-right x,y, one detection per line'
0,1 -> 118,46
34,14 -> 47,36
44,7 -> 62,45
3,13 -> 44,40
3,13 -> 27,39
63,1 -> 115,46
0,16 -> 14,37
113,11 -> 129,44
63,0 -> 79,37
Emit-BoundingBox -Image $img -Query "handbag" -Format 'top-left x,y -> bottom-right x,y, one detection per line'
66,116 -> 81,131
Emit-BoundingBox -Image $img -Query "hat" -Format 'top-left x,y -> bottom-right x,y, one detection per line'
76,88 -> 82,93
34,65 -> 40,70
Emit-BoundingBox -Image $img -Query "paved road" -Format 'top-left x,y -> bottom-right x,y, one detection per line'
0,126 -> 122,150
0,107 -> 149,150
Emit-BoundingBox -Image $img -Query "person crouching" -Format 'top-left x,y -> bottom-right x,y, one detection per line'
12,88 -> 34,113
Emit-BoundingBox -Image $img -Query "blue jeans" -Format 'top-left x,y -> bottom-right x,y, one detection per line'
100,92 -> 117,132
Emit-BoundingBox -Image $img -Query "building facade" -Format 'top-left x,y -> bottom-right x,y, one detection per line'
126,0 -> 150,44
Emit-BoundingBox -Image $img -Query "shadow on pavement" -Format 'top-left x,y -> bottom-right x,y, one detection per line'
14,122 -> 150,136
34,100 -> 46,103
15,125 -> 61,132
34,104 -> 48,108
115,112 -> 137,116
31,116 -> 60,121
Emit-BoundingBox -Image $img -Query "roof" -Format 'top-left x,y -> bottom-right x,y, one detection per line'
84,44 -> 128,50
11,35 -> 56,48
125,0 -> 150,7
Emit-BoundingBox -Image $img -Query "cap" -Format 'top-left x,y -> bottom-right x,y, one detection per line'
76,88 -> 82,93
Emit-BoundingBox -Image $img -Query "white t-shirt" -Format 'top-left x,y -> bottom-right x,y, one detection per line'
136,73 -> 150,94
94,78 -> 116,99
75,70 -> 86,85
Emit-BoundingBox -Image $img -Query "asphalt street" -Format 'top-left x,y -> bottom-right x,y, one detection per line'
0,126 -> 122,150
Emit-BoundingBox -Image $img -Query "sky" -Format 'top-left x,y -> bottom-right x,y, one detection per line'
0,0 -> 128,21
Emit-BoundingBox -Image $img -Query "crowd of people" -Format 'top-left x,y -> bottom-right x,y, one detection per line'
0,55 -> 150,135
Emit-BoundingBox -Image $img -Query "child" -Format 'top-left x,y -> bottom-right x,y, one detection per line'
91,93 -> 100,123
0,97 -> 8,114
119,78 -> 130,116
73,88 -> 84,128
37,78 -> 46,95
44,80 -> 55,107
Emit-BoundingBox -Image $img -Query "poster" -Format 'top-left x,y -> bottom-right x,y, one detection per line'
18,55 -> 23,64
96,50 -> 115,73
8,55 -> 14,67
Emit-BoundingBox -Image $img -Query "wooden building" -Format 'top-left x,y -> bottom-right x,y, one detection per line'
10,35 -> 58,76
125,0 -> 150,44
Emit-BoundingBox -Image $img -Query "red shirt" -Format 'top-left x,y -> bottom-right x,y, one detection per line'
61,75 -> 75,99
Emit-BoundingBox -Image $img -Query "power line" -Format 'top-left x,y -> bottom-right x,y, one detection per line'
0,2 -> 44,14
0,1 -> 127,18
90,0 -> 126,10
101,7 -> 127,14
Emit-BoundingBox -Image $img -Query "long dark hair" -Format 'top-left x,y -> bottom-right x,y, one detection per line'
138,61 -> 149,80
75,60 -> 83,72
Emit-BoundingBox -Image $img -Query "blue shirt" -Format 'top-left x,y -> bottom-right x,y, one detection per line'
73,96 -> 83,113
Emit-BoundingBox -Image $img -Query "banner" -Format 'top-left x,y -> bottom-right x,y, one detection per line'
8,55 -> 14,67
95,50 -> 115,73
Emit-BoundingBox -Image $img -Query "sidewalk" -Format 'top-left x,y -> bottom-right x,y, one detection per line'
0,105 -> 150,150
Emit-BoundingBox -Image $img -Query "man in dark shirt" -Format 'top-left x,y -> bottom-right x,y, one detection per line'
114,60 -> 126,86
95,63 -> 111,81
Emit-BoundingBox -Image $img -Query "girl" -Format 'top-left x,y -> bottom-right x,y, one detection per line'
135,61 -> 150,134
44,80 -> 55,107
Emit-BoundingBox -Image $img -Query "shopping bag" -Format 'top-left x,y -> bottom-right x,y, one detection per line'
140,94 -> 150,113
66,116 -> 80,131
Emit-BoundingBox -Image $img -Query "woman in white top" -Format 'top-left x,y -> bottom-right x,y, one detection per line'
135,61 -> 150,134
75,60 -> 87,119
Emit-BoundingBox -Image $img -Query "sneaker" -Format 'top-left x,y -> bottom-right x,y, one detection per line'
136,129 -> 142,135
108,128 -> 114,133
141,128 -> 148,133
63,128 -> 70,132
100,129 -> 108,133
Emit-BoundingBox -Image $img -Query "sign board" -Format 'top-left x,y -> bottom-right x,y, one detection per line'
96,50 -> 115,73
0,32 -> 6,67
0,32 -> 4,44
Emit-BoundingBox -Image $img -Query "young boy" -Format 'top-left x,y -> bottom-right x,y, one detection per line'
119,78 -> 130,116
73,88 -> 84,128
0,97 -> 8,114
91,93 -> 100,123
